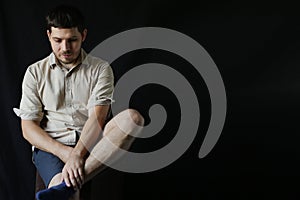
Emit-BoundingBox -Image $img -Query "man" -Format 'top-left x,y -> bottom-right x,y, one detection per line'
13,4 -> 144,200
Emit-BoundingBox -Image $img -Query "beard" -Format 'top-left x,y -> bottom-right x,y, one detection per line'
56,51 -> 80,65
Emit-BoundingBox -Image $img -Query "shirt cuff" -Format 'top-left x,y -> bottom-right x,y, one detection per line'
87,97 -> 114,108
13,108 -> 43,121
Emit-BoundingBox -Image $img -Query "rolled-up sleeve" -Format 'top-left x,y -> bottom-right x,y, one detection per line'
13,66 -> 44,122
87,63 -> 114,109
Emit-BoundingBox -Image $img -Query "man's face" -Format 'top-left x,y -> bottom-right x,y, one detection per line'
47,27 -> 87,66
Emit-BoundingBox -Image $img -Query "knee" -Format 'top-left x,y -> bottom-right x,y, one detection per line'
126,109 -> 144,127
105,109 -> 144,137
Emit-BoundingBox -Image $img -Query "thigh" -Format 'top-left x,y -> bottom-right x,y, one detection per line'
33,148 -> 64,188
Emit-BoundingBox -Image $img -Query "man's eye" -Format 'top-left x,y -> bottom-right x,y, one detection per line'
54,39 -> 61,43
69,39 -> 78,42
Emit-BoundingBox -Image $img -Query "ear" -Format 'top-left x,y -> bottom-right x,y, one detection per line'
82,29 -> 87,42
47,30 -> 51,40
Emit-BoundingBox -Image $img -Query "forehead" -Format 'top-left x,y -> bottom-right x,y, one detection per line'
50,27 -> 81,38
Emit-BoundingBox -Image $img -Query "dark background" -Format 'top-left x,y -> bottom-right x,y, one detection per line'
1,0 -> 300,199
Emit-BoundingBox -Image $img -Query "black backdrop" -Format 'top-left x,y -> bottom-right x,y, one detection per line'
1,0 -> 300,200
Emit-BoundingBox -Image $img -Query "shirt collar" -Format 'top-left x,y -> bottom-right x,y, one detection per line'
49,49 -> 88,69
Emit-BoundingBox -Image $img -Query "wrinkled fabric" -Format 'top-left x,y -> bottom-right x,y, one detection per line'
14,49 -> 114,145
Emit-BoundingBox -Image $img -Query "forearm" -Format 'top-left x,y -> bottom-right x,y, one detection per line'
21,120 -> 72,162
62,105 -> 109,188
72,105 -> 109,158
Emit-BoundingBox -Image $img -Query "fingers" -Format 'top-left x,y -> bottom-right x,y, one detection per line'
62,168 -> 71,188
62,154 -> 85,190
73,169 -> 84,189
77,168 -> 85,185
62,167 -> 84,189
70,171 -> 79,189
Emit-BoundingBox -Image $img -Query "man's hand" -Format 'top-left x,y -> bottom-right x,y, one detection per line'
62,152 -> 85,190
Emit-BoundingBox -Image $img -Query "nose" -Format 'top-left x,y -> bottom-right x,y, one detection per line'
61,40 -> 70,51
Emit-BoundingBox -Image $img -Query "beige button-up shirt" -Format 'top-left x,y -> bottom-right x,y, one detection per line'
14,49 -> 114,145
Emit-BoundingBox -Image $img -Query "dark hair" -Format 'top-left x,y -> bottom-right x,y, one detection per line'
46,5 -> 86,33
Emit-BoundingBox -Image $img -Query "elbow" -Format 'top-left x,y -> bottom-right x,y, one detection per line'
21,123 -> 30,141
20,120 -> 35,143
22,129 -> 30,141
